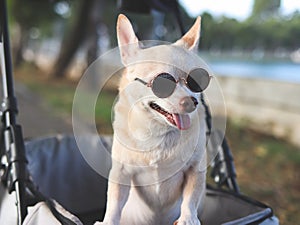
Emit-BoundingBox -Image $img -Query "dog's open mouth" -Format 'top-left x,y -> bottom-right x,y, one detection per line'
149,102 -> 191,130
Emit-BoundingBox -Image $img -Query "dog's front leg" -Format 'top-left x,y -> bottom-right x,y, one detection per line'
95,166 -> 130,225
174,166 -> 206,225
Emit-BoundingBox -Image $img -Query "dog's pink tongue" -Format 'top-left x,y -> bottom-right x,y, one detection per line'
173,114 -> 191,130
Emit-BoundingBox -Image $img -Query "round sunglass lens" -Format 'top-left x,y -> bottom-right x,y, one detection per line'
152,73 -> 176,98
187,68 -> 210,92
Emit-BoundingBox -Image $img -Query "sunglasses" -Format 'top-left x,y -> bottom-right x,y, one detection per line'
134,68 -> 212,98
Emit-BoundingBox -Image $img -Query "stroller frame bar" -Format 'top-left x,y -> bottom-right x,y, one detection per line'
0,0 -> 29,223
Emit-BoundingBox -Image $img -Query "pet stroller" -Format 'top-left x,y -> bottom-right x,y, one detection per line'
0,0 -> 279,224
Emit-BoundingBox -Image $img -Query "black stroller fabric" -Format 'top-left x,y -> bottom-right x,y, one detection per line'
0,135 -> 279,224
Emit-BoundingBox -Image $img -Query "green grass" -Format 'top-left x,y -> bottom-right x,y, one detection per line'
16,67 -> 300,224
27,81 -> 74,114
95,91 -> 117,133
226,121 -> 300,224
16,66 -> 117,133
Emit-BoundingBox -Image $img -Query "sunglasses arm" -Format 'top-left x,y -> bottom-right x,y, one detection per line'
134,77 -> 149,86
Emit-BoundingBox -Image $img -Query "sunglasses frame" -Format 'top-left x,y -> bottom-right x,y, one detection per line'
134,69 -> 212,98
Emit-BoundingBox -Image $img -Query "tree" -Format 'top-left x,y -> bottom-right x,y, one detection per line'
49,0 -> 96,78
49,0 -> 118,78
10,0 -> 60,67
251,0 -> 281,20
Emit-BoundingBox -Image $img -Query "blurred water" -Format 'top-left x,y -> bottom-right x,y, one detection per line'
202,57 -> 300,83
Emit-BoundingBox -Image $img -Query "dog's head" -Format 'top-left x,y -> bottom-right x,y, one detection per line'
116,14 -> 207,132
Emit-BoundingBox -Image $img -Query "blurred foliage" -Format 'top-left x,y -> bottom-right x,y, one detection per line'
6,0 -> 300,74
9,0 -> 67,66
10,0 -> 61,33
200,11 -> 300,51
8,0 -> 300,49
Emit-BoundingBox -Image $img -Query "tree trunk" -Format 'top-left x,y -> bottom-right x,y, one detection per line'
13,25 -> 27,68
86,0 -> 104,65
50,0 -> 95,78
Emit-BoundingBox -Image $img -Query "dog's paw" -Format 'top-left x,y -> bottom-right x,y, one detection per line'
174,216 -> 201,225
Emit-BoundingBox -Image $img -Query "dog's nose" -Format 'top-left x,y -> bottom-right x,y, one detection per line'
179,96 -> 198,113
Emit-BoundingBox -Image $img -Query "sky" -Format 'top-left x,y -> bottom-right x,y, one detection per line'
179,0 -> 300,20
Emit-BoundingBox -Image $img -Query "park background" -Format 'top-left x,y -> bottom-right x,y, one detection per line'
2,0 -> 300,224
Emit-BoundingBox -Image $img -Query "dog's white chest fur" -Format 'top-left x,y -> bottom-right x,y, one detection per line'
121,171 -> 186,225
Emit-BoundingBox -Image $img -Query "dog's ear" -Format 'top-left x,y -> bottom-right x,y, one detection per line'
117,14 -> 139,65
174,16 -> 201,51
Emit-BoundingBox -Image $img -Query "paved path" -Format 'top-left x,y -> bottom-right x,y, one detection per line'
13,82 -> 73,138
